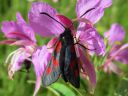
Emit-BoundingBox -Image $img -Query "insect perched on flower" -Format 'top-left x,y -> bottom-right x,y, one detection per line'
39,13 -> 81,88
29,0 -> 111,89
40,4 -> 104,88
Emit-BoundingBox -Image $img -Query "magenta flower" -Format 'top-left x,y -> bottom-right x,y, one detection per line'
103,23 -> 128,75
76,23 -> 105,55
1,12 -> 51,96
76,0 -> 112,55
28,0 -> 111,89
28,2 -> 64,37
1,12 -> 36,46
104,23 -> 125,45
1,12 -> 37,79
111,44 -> 128,64
76,0 -> 112,24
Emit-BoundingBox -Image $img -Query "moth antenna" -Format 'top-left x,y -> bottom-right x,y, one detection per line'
40,12 -> 66,29
75,43 -> 96,51
80,8 -> 95,18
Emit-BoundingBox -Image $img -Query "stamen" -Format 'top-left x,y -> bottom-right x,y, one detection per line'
75,43 -> 96,51
7,48 -> 25,79
5,48 -> 23,66
5,50 -> 17,65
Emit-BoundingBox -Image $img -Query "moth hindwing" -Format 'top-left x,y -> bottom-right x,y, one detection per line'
42,41 -> 62,86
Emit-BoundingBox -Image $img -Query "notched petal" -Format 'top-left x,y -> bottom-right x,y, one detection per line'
77,23 -> 105,56
104,23 -> 125,45
76,0 -> 112,24
28,2 -> 64,37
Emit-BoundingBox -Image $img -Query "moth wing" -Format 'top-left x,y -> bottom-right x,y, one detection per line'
42,41 -> 62,86
59,41 -> 68,82
64,45 -> 80,88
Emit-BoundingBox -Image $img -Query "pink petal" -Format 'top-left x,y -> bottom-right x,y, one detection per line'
1,21 -> 19,38
77,23 -> 105,55
1,13 -> 36,42
84,8 -> 104,24
0,39 -> 16,45
33,77 -> 41,96
109,63 -> 122,75
8,48 -> 31,79
110,44 -> 128,64
32,46 -> 52,95
11,40 -> 35,46
98,0 -> 112,8
16,12 -> 36,42
76,0 -> 112,24
104,62 -> 123,75
78,47 -> 96,87
104,23 -> 125,45
6,32 -> 31,40
16,12 -> 26,24
28,2 -> 64,37
76,0 -> 100,18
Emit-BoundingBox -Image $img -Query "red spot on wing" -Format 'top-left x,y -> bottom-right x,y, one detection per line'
46,67 -> 52,75
56,41 -> 62,53
52,56 -> 59,67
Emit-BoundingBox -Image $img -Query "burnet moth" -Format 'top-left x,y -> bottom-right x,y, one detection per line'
41,8 -> 95,88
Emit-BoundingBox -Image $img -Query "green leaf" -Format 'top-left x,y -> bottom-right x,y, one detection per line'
47,83 -> 76,96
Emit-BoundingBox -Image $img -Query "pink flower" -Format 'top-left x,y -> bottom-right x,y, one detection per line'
1,12 -> 37,79
1,12 -> 51,96
76,23 -> 105,56
76,0 -> 112,24
103,23 -> 128,75
28,2 -> 64,37
1,12 -> 36,46
104,23 -> 125,45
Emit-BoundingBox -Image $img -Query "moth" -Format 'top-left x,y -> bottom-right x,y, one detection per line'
41,7 -> 95,88
41,13 -> 80,88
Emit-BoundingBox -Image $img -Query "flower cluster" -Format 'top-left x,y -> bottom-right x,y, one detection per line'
3,0 -> 128,96
103,23 -> 128,75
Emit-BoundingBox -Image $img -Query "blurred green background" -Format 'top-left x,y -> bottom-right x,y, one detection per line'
0,0 -> 128,96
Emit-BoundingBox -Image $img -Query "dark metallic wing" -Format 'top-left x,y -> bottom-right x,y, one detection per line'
64,45 -> 80,88
42,41 -> 62,86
